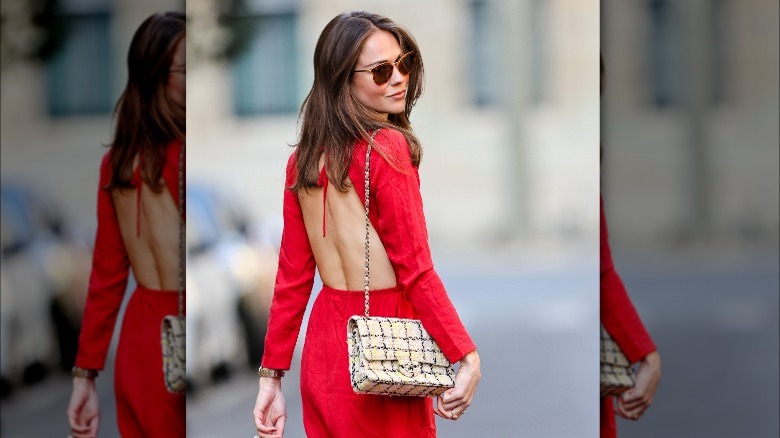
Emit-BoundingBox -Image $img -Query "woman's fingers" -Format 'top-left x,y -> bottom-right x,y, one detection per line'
616,395 -> 646,420
435,394 -> 455,419
274,415 -> 287,436
439,391 -> 472,420
440,389 -> 470,411
433,395 -> 446,418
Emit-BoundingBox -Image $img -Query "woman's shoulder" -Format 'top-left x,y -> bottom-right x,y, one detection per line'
98,149 -> 113,186
373,127 -> 410,157
284,149 -> 300,185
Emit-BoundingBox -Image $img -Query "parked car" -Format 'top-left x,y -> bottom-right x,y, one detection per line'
0,183 -> 89,396
185,183 -> 278,391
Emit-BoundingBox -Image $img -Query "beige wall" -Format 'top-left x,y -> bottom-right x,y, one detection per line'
602,0 -> 779,245
1,0 -> 183,232
187,0 -> 600,252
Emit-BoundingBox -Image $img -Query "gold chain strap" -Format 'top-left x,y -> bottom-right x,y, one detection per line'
363,130 -> 379,318
178,141 -> 184,318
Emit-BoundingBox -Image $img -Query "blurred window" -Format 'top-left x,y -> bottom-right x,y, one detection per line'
709,0 -> 730,105
647,0 -> 683,107
46,1 -> 112,116
469,0 -> 502,107
231,3 -> 299,116
529,0 -> 550,105
469,0 -> 549,107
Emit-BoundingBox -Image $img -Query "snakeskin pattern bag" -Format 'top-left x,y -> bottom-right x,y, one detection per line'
161,142 -> 186,393
600,324 -> 635,397
347,131 -> 455,397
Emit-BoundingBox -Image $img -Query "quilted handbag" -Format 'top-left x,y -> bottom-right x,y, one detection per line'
600,324 -> 635,397
347,130 -> 455,397
161,142 -> 186,393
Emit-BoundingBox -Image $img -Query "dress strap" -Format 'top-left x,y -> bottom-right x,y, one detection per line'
131,157 -> 143,237
317,165 -> 328,237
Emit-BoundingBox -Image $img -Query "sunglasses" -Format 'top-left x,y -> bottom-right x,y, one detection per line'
353,51 -> 416,85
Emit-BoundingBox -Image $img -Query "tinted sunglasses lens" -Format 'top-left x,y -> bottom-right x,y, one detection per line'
372,64 -> 394,84
398,52 -> 415,75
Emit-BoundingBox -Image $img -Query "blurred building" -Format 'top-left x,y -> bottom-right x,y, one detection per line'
187,0 -> 600,252
602,0 -> 779,246
0,0 -> 183,398
1,0 -> 183,227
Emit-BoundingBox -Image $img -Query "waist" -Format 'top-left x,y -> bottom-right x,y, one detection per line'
320,284 -> 402,296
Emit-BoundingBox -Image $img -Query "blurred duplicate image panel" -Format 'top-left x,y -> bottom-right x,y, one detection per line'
601,0 -> 779,437
1,1 -> 185,437
186,0 -> 601,436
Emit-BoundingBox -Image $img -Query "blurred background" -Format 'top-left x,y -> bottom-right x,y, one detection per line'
602,0 -> 779,437
0,0 -> 183,436
185,0 -> 600,437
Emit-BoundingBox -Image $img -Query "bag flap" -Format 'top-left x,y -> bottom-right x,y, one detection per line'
349,316 -> 450,367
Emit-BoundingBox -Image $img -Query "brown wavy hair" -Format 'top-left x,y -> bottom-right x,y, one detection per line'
293,11 -> 425,192
107,11 -> 185,192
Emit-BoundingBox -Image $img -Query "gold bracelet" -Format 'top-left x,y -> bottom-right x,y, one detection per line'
257,367 -> 285,378
71,367 -> 99,379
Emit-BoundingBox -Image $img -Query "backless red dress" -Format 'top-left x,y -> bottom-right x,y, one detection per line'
75,140 -> 185,437
261,128 -> 476,437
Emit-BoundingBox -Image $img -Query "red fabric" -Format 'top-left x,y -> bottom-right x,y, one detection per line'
261,128 -> 476,434
114,285 -> 185,437
301,285 -> 436,437
75,141 -> 184,437
76,140 -> 183,369
262,128 -> 475,370
600,196 -> 656,438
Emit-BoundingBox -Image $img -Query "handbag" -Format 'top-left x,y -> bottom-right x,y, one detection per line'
600,324 -> 635,397
161,142 -> 186,393
347,130 -> 456,397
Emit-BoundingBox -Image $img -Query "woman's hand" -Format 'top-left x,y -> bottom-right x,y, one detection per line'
616,350 -> 661,420
435,350 -> 480,421
253,377 -> 287,437
67,377 -> 100,438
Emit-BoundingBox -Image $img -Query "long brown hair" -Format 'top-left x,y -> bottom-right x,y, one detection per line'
293,11 -> 425,192
107,11 -> 185,192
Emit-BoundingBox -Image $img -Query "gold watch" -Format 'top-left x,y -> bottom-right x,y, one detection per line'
257,367 -> 285,378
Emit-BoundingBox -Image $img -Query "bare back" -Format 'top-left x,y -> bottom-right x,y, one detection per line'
297,159 -> 396,291
112,157 -> 180,291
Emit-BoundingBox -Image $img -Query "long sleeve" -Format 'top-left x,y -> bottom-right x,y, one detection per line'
359,129 -> 476,364
261,154 -> 317,370
600,197 -> 656,363
75,152 -> 131,370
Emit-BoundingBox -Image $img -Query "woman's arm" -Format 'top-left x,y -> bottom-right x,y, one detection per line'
74,152 -> 131,370
600,197 -> 656,363
600,197 -> 660,419
260,154 -> 317,370
366,129 -> 476,364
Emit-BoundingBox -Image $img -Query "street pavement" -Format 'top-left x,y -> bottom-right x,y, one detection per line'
1,247 -> 777,437
612,247 -> 779,438
186,250 -> 600,437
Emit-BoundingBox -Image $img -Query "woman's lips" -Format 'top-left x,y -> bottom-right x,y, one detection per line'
388,89 -> 406,99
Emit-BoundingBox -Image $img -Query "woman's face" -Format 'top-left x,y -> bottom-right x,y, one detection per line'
350,30 -> 409,120
167,37 -> 185,107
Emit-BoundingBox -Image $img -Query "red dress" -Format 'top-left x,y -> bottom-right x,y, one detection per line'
600,197 -> 656,438
261,128 -> 476,437
75,140 -> 185,438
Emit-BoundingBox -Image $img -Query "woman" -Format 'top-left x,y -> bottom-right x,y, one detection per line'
66,12 -> 185,438
253,11 -> 480,438
600,55 -> 662,438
